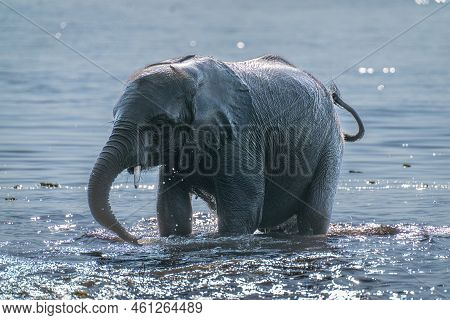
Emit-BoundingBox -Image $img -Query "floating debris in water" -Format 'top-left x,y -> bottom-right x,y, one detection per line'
13,184 -> 22,189
349,170 -> 363,174
403,163 -> 412,168
5,197 -> 16,201
72,290 -> 89,298
40,182 -> 60,188
367,180 -> 376,185
81,280 -> 96,288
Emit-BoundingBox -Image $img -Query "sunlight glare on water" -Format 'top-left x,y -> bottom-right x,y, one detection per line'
0,0 -> 449,299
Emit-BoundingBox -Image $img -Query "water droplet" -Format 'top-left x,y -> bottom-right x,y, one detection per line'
367,67 -> 374,74
189,40 -> 197,47
383,67 -> 389,73
358,67 -> 366,74
377,84 -> 384,91
236,41 -> 245,49
55,32 -> 62,39
389,67 -> 396,73
60,21 -> 67,29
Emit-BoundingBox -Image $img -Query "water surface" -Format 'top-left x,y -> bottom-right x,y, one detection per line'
0,0 -> 449,299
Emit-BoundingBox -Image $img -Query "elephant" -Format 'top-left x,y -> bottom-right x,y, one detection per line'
87,54 -> 364,244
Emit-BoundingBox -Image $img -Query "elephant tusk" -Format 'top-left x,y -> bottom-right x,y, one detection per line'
134,165 -> 141,189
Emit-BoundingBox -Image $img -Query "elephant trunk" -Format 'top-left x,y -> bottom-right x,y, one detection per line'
87,128 -> 139,244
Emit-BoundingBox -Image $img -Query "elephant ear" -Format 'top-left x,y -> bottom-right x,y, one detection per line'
176,58 -> 253,141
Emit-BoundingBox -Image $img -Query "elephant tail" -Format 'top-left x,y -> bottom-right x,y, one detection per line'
328,84 -> 365,142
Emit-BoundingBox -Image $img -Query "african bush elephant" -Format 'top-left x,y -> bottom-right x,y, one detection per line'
88,55 -> 364,243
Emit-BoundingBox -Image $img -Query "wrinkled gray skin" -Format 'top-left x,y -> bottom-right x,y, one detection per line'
88,55 -> 362,243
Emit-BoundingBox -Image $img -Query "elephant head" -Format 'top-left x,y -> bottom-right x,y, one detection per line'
87,55 -> 252,243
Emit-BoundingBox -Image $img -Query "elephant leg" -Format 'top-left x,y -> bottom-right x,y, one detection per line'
156,167 -> 193,236
215,173 -> 265,235
297,150 -> 342,235
258,215 -> 299,234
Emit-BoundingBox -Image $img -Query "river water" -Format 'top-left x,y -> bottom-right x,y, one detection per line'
0,0 -> 449,299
